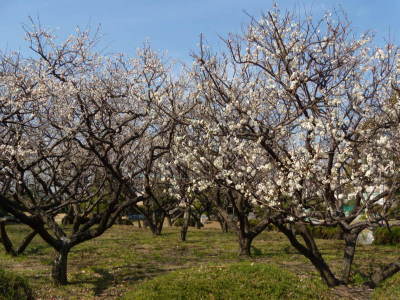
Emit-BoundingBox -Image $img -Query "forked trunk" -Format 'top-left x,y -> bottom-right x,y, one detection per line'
16,230 -> 37,255
0,222 -> 37,256
149,211 -> 165,236
150,221 -> 164,235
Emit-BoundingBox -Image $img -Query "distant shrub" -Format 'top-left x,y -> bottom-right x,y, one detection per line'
173,217 -> 198,227
374,227 -> 400,245
248,218 -> 260,227
266,224 -> 279,231
173,218 -> 184,227
307,225 -> 343,240
122,262 -> 329,299
0,269 -> 33,300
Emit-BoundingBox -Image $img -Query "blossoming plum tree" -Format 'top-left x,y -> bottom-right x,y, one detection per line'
0,23 -> 185,284
178,8 -> 400,287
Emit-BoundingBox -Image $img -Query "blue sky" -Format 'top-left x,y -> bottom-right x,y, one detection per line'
0,1 -> 399,61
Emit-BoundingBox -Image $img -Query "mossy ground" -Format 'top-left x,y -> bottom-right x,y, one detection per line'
0,224 -> 398,299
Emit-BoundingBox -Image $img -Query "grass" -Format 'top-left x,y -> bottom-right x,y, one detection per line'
372,272 -> 400,300
0,224 -> 398,299
374,226 -> 400,245
123,262 -> 329,300
0,268 -> 32,300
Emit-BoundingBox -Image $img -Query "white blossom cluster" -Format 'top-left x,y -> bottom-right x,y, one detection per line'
167,8 -> 400,225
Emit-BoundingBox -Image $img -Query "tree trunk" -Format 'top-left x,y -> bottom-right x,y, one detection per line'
341,231 -> 358,283
298,225 -> 341,287
150,219 -> 164,235
221,220 -> 228,233
217,215 -> 229,233
149,211 -> 165,235
154,226 -> 163,235
51,247 -> 70,285
309,254 -> 342,287
149,223 -> 159,235
277,223 -> 342,287
238,232 -> 253,256
194,216 -> 202,229
180,206 -> 190,242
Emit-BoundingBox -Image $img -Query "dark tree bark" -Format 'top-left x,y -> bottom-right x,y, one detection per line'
341,230 -> 358,283
219,218 -> 229,233
276,222 -> 342,288
180,206 -> 191,241
148,211 -> 165,236
212,189 -> 271,257
193,216 -> 202,229
238,232 -> 253,256
51,247 -> 70,285
215,212 -> 229,233
138,201 -> 167,236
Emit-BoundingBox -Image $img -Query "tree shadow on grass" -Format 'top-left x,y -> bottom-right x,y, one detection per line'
91,268 -> 115,296
70,264 -> 166,296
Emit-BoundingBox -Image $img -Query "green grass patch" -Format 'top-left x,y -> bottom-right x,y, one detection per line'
374,227 -> 400,245
1,224 -> 399,299
0,268 -> 33,300
372,272 -> 400,300
122,262 -> 329,300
